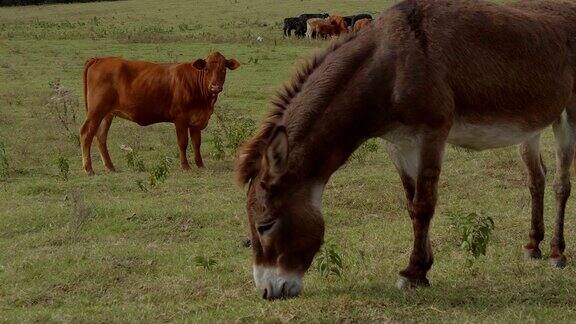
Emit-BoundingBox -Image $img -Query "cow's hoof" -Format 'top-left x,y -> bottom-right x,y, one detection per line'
522,246 -> 542,259
396,275 -> 430,290
550,255 -> 567,269
85,169 -> 95,176
181,165 -> 191,171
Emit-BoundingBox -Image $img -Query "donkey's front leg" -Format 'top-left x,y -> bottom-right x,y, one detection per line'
395,135 -> 446,289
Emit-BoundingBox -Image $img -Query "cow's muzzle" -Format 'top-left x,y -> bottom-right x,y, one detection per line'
209,84 -> 223,94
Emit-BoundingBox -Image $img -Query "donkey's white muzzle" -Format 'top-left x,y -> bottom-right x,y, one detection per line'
253,266 -> 303,300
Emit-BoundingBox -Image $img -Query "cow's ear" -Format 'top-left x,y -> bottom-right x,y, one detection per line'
192,59 -> 207,70
265,126 -> 289,183
226,59 -> 241,70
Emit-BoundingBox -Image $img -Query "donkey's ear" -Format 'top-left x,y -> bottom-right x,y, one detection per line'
265,126 -> 289,181
192,59 -> 207,70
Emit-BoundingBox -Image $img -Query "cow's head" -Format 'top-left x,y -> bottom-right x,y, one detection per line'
192,52 -> 240,96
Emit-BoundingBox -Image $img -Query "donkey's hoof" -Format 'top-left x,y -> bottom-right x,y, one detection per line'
522,246 -> 542,259
396,275 -> 430,290
550,256 -> 567,269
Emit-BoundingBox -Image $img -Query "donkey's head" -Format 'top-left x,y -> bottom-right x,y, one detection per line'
239,125 -> 325,300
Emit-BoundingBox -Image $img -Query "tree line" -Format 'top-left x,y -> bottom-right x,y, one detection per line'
1,0 -> 117,6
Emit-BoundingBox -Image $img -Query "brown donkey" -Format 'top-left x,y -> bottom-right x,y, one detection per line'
237,0 -> 576,300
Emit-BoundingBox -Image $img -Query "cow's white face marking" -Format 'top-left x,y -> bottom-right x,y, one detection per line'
253,266 -> 303,299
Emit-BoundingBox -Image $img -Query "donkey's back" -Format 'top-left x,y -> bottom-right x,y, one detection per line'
378,0 -> 576,151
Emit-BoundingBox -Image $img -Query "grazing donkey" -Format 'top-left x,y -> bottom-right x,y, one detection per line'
236,0 -> 576,300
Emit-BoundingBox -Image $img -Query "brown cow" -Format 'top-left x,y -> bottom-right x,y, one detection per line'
353,18 -> 371,32
308,16 -> 348,39
80,52 -> 240,175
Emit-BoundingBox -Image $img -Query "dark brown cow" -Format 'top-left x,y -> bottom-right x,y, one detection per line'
80,52 -> 240,175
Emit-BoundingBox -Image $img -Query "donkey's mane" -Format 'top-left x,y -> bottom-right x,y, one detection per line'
236,33 -> 358,185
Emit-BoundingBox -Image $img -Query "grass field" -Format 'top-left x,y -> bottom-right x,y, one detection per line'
1,0 -> 576,322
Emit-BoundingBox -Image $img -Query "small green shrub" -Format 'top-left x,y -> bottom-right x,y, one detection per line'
56,155 -> 70,180
316,242 -> 343,278
211,132 -> 225,160
448,211 -> 495,266
125,150 -> 146,172
194,256 -> 217,270
45,79 -> 80,146
210,108 -> 256,159
0,142 -> 8,181
149,158 -> 169,187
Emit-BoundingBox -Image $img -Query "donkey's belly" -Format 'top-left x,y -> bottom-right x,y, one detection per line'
447,122 -> 542,151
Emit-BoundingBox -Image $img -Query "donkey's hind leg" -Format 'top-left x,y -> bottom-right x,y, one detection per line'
550,108 -> 576,268
519,135 -> 546,259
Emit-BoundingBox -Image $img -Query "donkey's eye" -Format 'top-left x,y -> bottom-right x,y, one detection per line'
257,221 -> 276,235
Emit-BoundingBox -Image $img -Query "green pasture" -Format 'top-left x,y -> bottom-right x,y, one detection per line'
0,0 -> 575,322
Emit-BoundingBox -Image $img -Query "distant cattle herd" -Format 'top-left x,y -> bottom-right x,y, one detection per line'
283,13 -> 373,39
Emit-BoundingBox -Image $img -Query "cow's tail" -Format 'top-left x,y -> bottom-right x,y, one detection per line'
83,58 -> 98,112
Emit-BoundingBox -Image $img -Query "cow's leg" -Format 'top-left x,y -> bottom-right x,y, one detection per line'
80,112 -> 106,176
175,122 -> 190,170
389,133 -> 446,289
550,110 -> 576,268
96,114 -> 115,172
519,135 -> 546,259
189,127 -> 204,168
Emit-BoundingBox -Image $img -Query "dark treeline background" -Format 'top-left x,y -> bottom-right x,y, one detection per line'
0,0 -> 116,6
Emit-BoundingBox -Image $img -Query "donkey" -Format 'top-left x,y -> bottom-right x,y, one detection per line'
237,0 -> 576,300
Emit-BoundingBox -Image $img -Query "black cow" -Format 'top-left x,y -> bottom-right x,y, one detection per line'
283,13 -> 329,38
283,17 -> 301,37
299,13 -> 329,20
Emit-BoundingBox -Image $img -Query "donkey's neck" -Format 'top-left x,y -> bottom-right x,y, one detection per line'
281,32 -> 384,184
